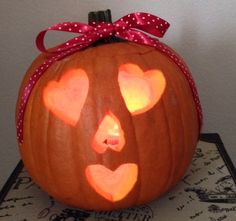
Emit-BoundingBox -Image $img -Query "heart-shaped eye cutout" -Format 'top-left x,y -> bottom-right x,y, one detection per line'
43,69 -> 89,126
118,63 -> 166,115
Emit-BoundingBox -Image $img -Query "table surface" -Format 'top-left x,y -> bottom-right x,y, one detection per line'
0,133 -> 236,221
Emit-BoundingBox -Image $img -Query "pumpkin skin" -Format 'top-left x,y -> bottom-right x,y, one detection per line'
16,42 -> 199,211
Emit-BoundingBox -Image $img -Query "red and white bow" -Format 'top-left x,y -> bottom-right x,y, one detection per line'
16,12 -> 202,144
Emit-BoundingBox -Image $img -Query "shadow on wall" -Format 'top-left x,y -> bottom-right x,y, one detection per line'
174,6 -> 236,113
173,6 -> 236,157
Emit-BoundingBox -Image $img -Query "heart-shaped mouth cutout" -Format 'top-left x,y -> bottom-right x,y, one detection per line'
43,69 -> 89,126
118,63 -> 166,115
85,163 -> 138,202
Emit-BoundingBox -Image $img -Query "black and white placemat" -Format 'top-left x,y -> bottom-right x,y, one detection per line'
0,133 -> 236,221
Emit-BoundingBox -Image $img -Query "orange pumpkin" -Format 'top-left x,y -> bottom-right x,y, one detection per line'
16,11 -> 200,210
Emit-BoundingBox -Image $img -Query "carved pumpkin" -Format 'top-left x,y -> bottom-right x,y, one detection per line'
16,10 -> 201,211
16,41 -> 199,210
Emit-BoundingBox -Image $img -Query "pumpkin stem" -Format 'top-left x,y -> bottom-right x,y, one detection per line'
88,9 -> 112,23
88,9 -> 123,46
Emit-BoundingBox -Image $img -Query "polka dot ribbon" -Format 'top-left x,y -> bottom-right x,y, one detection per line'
16,12 -> 203,144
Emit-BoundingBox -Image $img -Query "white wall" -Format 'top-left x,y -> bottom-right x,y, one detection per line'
0,0 -> 235,189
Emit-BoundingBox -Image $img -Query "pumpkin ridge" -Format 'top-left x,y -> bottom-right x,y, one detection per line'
174,69 -> 197,181
160,51 -> 189,187
45,99 -> 56,194
84,47 -> 110,208
114,51 -> 141,206
157,53 -> 185,187
176,91 -> 187,183
149,49 -> 191,184
42,63 -> 64,195
161,96 -> 175,192
122,52 -> 149,205
127,43 -> 156,57
72,127 -> 86,206
47,60 -> 73,195
109,51 -> 142,205
166,74 -> 186,185
86,42 -> 155,58
164,54 -> 193,182
161,98 -> 173,194
74,50 -> 96,208
93,47 -> 105,171
77,53 -> 90,207
141,50 -> 185,196
44,60 -> 79,199
24,87 -> 38,184
158,42 -> 201,131
133,53 -> 153,203
129,115 -> 142,205
30,79 -> 45,186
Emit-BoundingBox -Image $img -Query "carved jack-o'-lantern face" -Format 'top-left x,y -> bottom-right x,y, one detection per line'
17,42 -> 199,211
43,63 -> 166,202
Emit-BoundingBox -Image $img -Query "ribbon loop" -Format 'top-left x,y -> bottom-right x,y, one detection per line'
115,12 -> 169,38
36,21 -> 94,54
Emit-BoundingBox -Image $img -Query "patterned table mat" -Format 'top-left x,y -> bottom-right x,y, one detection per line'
0,134 -> 236,221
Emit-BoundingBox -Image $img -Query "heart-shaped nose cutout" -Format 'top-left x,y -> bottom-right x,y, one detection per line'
43,69 -> 89,126
86,163 -> 138,202
118,63 -> 166,115
92,113 -> 125,154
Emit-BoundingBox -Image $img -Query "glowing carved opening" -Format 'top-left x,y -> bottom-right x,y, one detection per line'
92,113 -> 125,154
118,63 -> 166,115
43,69 -> 89,126
86,163 -> 138,202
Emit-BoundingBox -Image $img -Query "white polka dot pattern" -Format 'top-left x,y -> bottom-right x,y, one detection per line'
16,12 -> 202,144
